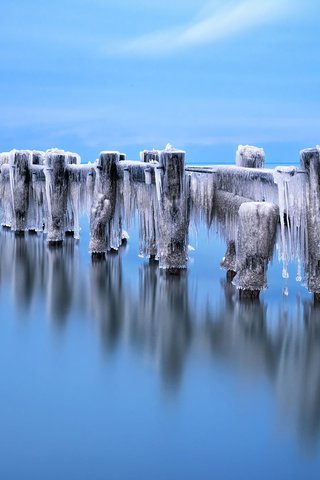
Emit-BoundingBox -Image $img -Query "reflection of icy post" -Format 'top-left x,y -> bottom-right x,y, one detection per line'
9,150 -> 31,232
158,146 -> 188,272
236,145 -> 265,168
44,151 -> 68,243
89,151 -> 119,254
300,147 -> 320,300
221,240 -> 237,281
140,149 -> 160,163
236,202 -> 278,299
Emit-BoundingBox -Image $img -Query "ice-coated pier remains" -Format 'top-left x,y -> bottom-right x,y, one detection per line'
1,143 -> 320,300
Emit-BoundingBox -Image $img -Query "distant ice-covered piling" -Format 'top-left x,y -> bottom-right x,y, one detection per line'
236,145 -> 265,169
140,149 -> 160,163
236,202 -> 278,298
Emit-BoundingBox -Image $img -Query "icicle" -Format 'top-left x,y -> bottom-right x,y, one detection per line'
273,167 -> 308,281
213,166 -> 278,203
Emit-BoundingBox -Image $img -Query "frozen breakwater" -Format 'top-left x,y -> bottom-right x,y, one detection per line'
1,144 -> 320,299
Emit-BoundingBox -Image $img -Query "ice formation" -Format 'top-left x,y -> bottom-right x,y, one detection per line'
212,166 -> 278,203
273,167 -> 308,280
0,143 -> 320,297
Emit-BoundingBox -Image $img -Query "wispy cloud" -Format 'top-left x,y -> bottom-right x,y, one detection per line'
104,0 -> 292,56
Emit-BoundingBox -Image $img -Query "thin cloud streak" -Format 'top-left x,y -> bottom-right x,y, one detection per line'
104,0 -> 292,56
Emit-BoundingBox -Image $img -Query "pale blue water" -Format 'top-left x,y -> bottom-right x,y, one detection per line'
0,218 -> 319,480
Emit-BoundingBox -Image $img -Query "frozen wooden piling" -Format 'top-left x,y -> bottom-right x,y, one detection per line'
300,147 -> 320,300
9,150 -> 31,232
236,202 -> 278,298
44,150 -> 69,243
157,147 -> 189,272
89,151 -> 120,254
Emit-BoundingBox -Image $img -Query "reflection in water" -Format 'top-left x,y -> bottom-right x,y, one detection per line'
90,251 -> 125,351
1,229 -> 320,448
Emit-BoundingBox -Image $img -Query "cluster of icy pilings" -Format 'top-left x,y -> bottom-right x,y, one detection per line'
0,149 -> 90,239
3,143 -> 320,299
188,144 -> 320,299
0,145 -> 189,273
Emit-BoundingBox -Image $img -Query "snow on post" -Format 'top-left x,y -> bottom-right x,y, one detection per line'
300,147 -> 320,300
9,150 -> 31,232
157,145 -> 189,272
236,202 -> 278,298
236,145 -> 265,168
89,151 -> 120,254
44,150 -> 69,243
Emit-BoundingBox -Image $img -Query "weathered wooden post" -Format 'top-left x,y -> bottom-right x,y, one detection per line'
9,150 -> 31,232
89,151 -> 120,254
44,150 -> 68,243
236,202 -> 278,299
157,146 -> 188,272
236,145 -> 265,168
300,147 -> 320,301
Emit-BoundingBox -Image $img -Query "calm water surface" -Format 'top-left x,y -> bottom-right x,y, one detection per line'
0,218 -> 319,480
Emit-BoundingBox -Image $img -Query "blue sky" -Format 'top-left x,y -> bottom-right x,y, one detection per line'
0,0 -> 319,164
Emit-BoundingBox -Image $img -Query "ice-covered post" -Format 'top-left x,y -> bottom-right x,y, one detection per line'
300,147 -> 320,301
236,202 -> 278,299
44,150 -> 69,243
89,151 -> 119,254
9,150 -> 31,232
236,145 -> 265,168
157,146 -> 188,272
